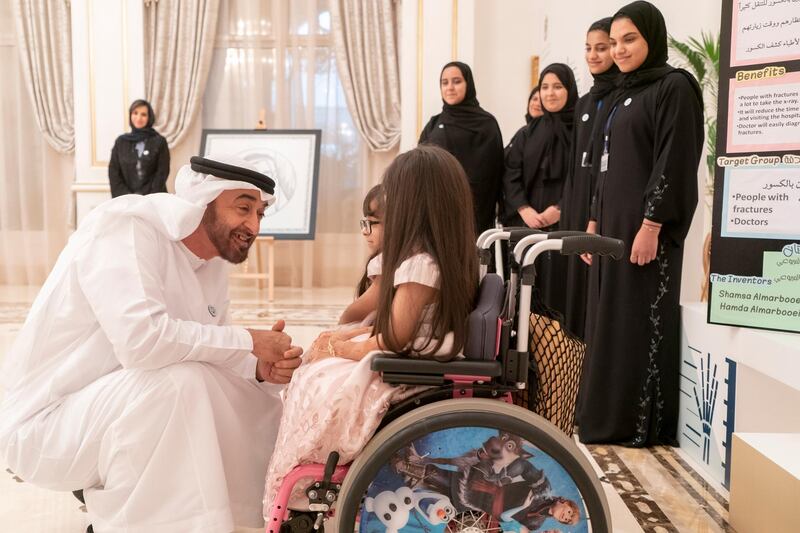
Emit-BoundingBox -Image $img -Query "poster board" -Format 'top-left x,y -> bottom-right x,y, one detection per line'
708,1 -> 800,333
200,129 -> 322,240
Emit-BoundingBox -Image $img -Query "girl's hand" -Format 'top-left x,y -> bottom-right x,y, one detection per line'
328,326 -> 373,360
580,221 -> 597,265
308,330 -> 334,353
331,339 -> 370,360
330,326 -> 372,345
539,205 -> 561,227
518,206 -> 547,228
630,221 -> 661,265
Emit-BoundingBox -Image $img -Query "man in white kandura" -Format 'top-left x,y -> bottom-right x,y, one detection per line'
0,155 -> 302,533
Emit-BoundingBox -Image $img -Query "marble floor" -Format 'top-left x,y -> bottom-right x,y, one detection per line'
0,283 -> 733,532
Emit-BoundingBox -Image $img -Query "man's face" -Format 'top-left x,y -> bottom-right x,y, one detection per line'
202,189 -> 267,264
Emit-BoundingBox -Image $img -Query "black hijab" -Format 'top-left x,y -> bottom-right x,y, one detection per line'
524,86 -> 540,124
121,99 -> 159,142
587,2 -> 702,172
613,1 -> 676,91
587,17 -> 621,99
538,63 -> 578,146
526,63 -> 579,183
420,61 -> 503,232
436,61 -> 497,132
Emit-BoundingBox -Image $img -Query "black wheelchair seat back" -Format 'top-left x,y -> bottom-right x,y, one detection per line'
463,273 -> 504,361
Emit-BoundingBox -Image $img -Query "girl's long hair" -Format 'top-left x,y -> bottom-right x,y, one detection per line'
356,184 -> 385,297
373,145 -> 478,358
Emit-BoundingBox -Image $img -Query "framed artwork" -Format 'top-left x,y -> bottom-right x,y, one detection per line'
199,129 -> 322,240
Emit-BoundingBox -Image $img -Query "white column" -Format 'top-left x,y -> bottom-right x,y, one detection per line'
71,0 -> 145,225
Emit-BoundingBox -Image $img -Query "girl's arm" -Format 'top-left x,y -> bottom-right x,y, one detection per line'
333,282 -> 437,360
338,278 -> 381,324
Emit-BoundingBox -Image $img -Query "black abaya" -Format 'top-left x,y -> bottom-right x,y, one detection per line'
560,95 -> 603,337
577,2 -> 704,447
502,64 -> 578,316
419,62 -> 504,234
108,134 -> 170,197
560,68 -> 619,336
109,100 -> 170,197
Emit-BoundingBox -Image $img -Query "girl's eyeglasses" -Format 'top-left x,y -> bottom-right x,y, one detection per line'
359,219 -> 380,235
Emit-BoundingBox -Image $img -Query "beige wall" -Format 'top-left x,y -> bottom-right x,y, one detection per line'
473,0 -> 545,145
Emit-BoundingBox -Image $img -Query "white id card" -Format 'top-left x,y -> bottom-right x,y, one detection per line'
581,151 -> 589,167
600,152 -> 609,173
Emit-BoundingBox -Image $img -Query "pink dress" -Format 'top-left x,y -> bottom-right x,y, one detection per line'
262,254 -> 448,516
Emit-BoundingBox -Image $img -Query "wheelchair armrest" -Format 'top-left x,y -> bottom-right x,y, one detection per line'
371,355 -> 503,379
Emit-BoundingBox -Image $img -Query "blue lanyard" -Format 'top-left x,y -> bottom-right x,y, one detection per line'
603,105 -> 619,153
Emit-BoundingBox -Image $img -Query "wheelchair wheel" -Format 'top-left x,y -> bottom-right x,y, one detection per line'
334,398 -> 610,532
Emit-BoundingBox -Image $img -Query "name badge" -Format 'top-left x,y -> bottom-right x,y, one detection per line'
600,152 -> 609,173
580,151 -> 589,168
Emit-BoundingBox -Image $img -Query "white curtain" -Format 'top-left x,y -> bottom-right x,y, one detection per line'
330,0 -> 401,151
144,0 -> 220,148
203,0 -> 396,288
0,0 -> 73,286
12,0 -> 74,153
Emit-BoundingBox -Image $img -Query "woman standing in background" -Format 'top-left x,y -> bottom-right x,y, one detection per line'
502,63 -> 578,315
419,62 -> 504,234
526,85 -> 544,123
578,1 -> 704,446
109,99 -> 170,197
560,17 -> 619,337
505,85 -> 544,158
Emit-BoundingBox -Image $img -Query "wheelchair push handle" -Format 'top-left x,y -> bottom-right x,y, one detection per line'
546,230 -> 594,239
511,230 -> 593,264
476,227 -> 505,248
560,235 -> 624,260
508,228 -> 544,247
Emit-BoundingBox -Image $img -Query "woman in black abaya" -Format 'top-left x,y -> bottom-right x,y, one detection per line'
505,86 -> 543,158
502,63 -> 578,315
577,1 -> 704,446
560,17 -> 619,337
419,62 -> 504,234
108,99 -> 170,197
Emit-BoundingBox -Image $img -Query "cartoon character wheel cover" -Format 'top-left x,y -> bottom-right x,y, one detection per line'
357,427 -> 588,532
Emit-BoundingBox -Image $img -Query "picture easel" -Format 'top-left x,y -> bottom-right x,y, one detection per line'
230,235 -> 276,301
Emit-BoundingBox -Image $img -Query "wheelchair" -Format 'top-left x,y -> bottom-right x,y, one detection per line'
268,231 -> 624,533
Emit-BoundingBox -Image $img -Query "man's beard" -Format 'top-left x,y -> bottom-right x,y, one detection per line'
202,205 -> 255,264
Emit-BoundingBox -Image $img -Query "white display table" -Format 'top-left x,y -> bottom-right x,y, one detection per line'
678,302 -> 800,489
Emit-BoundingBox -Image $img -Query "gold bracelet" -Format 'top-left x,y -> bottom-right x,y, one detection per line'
642,224 -> 659,232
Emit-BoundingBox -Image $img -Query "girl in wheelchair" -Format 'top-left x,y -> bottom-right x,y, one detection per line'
263,145 -> 479,515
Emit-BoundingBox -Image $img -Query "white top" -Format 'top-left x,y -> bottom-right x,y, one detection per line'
394,253 -> 440,289
392,253 -> 456,359
0,194 -> 257,441
366,253 -> 383,280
